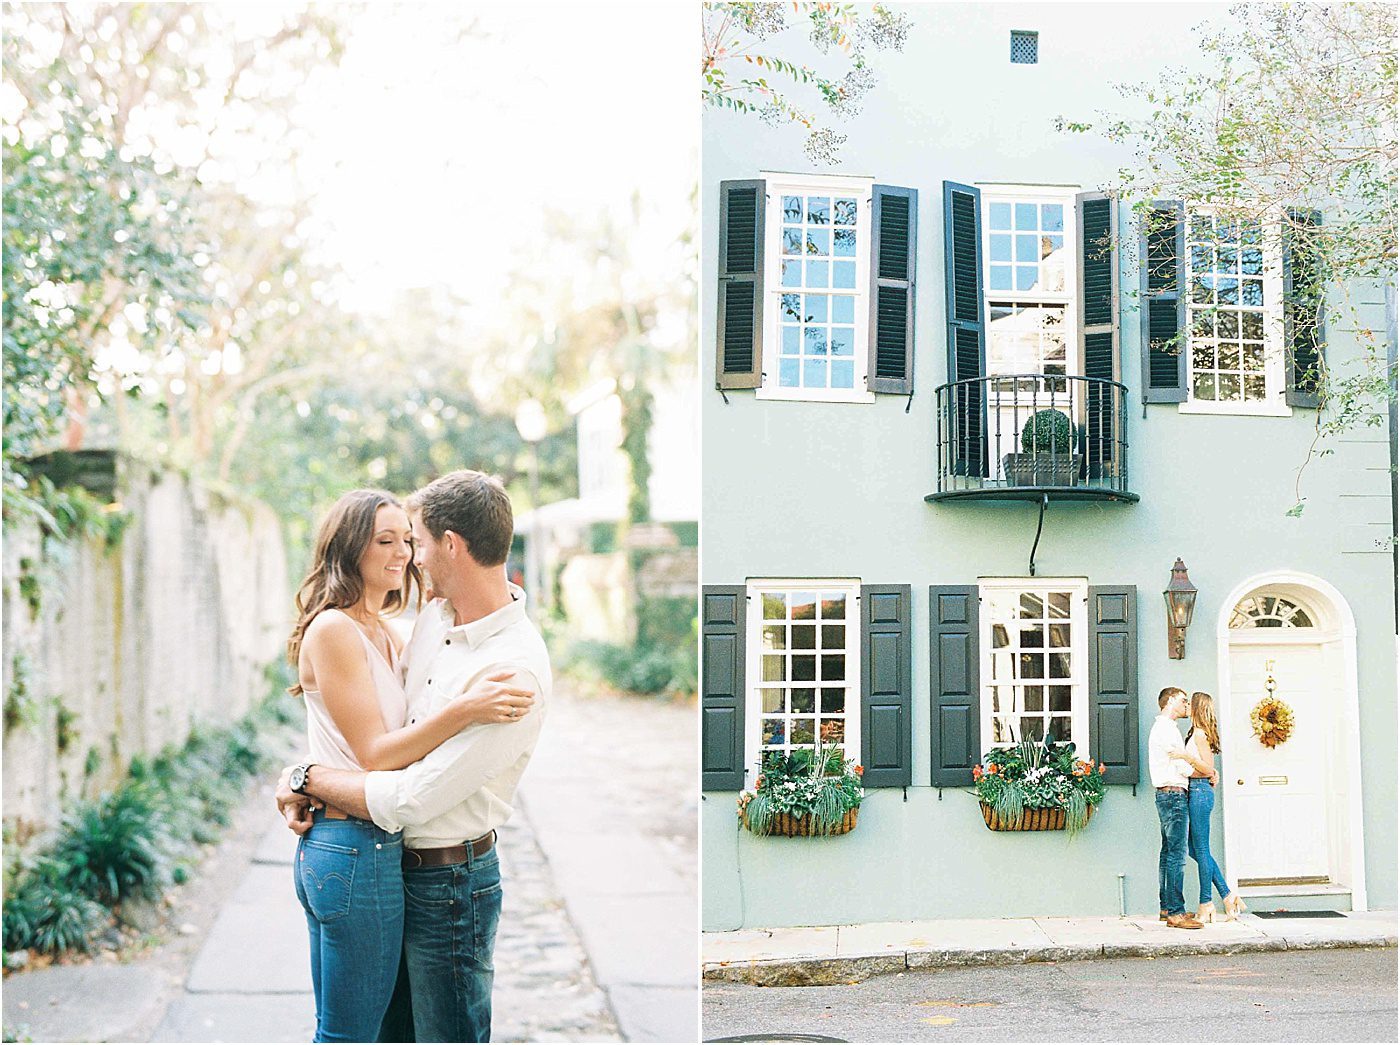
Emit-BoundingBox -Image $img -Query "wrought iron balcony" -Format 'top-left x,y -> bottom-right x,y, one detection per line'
927,374 -> 1138,502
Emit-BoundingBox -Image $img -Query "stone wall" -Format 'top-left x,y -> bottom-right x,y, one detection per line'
2,462 -> 288,838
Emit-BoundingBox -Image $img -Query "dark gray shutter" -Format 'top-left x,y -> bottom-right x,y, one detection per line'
1087,585 -> 1138,785
860,584 -> 912,787
929,585 -> 979,786
1139,201 -> 1186,403
1284,208 -> 1324,408
943,182 -> 986,476
716,180 -> 765,390
1078,192 -> 1120,478
869,186 -> 917,394
702,585 -> 746,790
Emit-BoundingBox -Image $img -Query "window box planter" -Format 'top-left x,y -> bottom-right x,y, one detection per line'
742,806 -> 860,837
972,739 -> 1107,836
737,741 -> 864,838
979,801 -> 1096,832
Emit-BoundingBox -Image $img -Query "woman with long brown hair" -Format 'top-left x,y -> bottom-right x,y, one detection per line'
287,489 -> 533,1042
1186,691 -> 1246,922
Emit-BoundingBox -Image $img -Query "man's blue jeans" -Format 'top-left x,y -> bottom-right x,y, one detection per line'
1155,788 -> 1189,916
294,813 -> 405,1043
378,844 -> 502,1043
1187,778 -> 1231,904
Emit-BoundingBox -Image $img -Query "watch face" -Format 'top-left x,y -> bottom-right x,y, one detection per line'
291,765 -> 308,792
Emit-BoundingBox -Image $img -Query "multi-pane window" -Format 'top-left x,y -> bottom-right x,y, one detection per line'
981,580 -> 1088,748
988,199 -> 1067,294
761,175 -> 872,402
982,189 -> 1078,469
1187,213 -> 1274,403
987,303 -> 1068,392
747,581 -> 860,771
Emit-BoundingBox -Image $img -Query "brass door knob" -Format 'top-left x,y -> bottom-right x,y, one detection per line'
1237,779 -> 1244,785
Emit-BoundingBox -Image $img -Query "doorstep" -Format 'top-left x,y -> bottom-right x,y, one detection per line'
701,911 -> 1398,986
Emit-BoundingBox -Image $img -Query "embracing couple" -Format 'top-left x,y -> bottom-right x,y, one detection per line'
1151,686 -> 1247,929
274,470 -> 550,1043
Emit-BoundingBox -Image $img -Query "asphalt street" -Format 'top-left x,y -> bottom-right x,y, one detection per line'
702,947 -> 1398,1043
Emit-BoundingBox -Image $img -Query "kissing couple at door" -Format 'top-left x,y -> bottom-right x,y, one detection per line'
1151,687 -> 1247,929
275,470 -> 551,1042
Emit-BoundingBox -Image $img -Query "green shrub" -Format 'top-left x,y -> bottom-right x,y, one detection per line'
3,860 -> 108,954
51,785 -> 171,905
568,639 -> 688,695
4,688 -> 297,956
1020,408 -> 1073,454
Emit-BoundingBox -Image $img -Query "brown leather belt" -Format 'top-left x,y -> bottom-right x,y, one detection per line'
402,831 -> 495,871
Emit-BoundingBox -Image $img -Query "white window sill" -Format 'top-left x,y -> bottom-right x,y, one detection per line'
756,385 -> 876,405
1178,400 -> 1292,418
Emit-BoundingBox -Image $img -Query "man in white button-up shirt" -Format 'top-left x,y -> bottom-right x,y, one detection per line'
279,471 -> 549,1042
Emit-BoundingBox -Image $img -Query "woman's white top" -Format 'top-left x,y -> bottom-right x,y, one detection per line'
302,611 -> 407,770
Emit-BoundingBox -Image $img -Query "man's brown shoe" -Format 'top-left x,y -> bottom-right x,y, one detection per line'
1159,910 -> 1169,921
1166,913 -> 1203,929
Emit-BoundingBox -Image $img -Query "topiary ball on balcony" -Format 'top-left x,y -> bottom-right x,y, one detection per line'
1020,409 -> 1072,455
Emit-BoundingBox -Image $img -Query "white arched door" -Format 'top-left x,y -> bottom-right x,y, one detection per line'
1225,628 -> 1329,882
1219,581 -> 1363,900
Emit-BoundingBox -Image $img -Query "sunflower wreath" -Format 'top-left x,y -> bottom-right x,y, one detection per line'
1250,695 -> 1295,748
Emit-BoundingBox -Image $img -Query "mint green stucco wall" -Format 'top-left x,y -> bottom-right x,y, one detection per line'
701,3 -> 1397,930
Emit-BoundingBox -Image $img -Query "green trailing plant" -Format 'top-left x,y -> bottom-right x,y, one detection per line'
738,741 -> 864,836
52,699 -> 78,755
1020,409 -> 1073,456
972,737 -> 1107,835
4,653 -> 40,732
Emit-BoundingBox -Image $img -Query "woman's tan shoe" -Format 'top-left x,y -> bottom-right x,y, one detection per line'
1224,893 -> 1247,920
1197,903 -> 1218,923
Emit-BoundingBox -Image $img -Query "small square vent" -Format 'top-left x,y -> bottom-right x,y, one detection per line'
1010,30 -> 1039,64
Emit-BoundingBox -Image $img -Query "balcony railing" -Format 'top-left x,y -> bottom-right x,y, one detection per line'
927,374 -> 1138,502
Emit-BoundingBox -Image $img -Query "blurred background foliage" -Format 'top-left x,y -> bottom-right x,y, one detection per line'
3,3 -> 694,565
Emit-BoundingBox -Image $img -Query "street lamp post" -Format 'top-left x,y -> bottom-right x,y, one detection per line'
514,399 -> 548,620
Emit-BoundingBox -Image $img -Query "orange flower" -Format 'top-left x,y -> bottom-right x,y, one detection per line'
1098,762 -> 1107,774
854,765 -> 864,775
972,765 -> 984,781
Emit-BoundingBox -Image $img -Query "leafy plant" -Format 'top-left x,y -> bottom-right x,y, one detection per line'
1020,409 -> 1073,455
50,785 -> 172,905
702,2 -> 911,164
972,737 -> 1107,835
738,742 -> 863,836
2,858 -> 109,955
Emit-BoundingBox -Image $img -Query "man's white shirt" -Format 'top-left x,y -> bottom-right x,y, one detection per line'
1147,714 -> 1193,789
364,584 -> 550,847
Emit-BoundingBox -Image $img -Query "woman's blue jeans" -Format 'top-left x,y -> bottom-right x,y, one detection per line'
293,812 -> 404,1043
1187,777 -> 1231,904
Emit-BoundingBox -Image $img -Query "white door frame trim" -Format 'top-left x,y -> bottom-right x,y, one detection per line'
1215,570 -> 1366,911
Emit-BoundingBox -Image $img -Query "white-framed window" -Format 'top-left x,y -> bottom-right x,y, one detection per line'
979,185 -> 1079,461
758,172 -> 874,404
979,577 -> 1089,750
744,579 -> 862,779
1180,208 -> 1288,417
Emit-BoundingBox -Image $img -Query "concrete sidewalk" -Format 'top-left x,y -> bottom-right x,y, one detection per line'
703,911 -> 1398,986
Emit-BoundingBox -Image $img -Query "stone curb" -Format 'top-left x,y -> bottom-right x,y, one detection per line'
702,932 -> 1397,986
